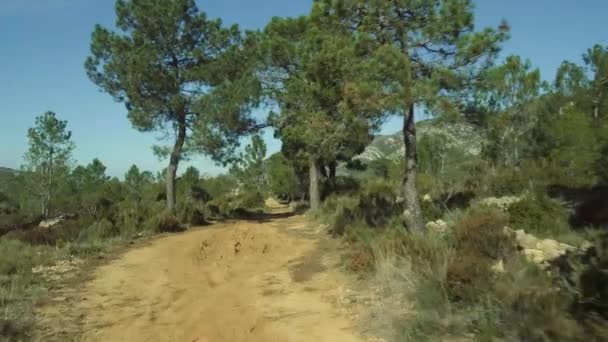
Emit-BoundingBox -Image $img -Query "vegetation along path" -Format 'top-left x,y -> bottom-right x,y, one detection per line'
36,210 -> 370,341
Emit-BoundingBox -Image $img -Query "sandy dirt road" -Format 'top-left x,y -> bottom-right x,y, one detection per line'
38,209 -> 369,342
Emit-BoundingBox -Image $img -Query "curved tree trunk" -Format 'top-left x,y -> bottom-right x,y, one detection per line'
166,113 -> 187,214
309,156 -> 321,211
402,103 -> 424,232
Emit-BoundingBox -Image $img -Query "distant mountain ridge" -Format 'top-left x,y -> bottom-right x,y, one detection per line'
0,167 -> 16,175
356,119 -> 484,162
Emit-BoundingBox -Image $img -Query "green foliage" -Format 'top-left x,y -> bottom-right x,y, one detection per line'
230,134 -> 268,196
176,200 -> 207,226
420,198 -> 443,222
68,158 -> 110,218
577,252 -> 608,333
263,12 -> 390,166
86,0 -> 261,212
265,152 -> 301,200
78,219 -> 118,242
545,109 -> 602,187
318,180 -> 401,236
150,212 -> 182,233
448,208 -> 514,302
384,208 -> 594,341
22,111 -> 75,217
480,56 -> 544,167
317,195 -> 359,236
200,175 -> 237,201
508,193 -> 571,238
0,238 -> 65,341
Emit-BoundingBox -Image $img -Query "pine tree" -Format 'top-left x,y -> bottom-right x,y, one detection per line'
260,4 -> 398,209
322,0 -> 508,230
583,45 -> 608,120
85,0 -> 260,213
480,55 -> 543,167
23,111 -> 75,217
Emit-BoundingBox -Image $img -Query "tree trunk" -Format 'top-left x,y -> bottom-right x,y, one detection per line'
309,156 -> 321,211
402,103 -> 424,232
166,113 -> 187,214
593,90 -> 602,119
328,161 -> 337,179
45,149 -> 54,218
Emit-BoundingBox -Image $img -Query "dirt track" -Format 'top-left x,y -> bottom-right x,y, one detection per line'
38,208 -> 368,341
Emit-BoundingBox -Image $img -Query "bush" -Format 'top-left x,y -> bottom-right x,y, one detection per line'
0,239 -> 52,276
177,201 -> 207,226
453,208 -> 512,260
484,168 -> 531,196
358,181 -> 400,227
508,193 -> 571,238
78,219 -> 118,242
317,195 -> 359,236
150,212 -> 182,233
555,232 -> 608,334
447,208 -> 514,302
319,180 -> 401,236
233,190 -> 265,211
420,198 -> 442,222
322,176 -> 360,199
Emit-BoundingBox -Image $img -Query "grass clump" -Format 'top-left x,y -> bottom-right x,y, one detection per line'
508,192 -> 572,238
0,238 -> 65,342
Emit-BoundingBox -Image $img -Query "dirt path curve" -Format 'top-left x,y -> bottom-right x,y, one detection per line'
43,209 -> 369,341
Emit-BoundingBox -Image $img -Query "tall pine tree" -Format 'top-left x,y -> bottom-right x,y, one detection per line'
85,0 -> 260,213
23,111 -> 75,217
322,0 -> 508,230
261,4 -> 401,209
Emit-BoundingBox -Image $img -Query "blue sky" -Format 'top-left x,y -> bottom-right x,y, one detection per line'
0,0 -> 606,178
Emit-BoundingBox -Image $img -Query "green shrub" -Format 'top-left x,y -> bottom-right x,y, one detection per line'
319,180 -> 401,236
317,195 -> 359,236
322,176 -> 361,198
446,208 -> 514,302
555,232 -> 608,334
420,198 -> 442,222
177,201 -> 207,226
392,227 -> 451,270
78,219 -> 118,242
508,193 -> 571,238
491,256 -> 584,341
343,227 -> 376,273
0,239 -> 55,276
358,181 -> 401,227
150,212 -> 182,233
453,208 -> 513,260
484,168 -> 530,196
0,239 -> 65,341
233,190 -> 265,211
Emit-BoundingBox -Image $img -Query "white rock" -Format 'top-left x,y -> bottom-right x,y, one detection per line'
517,234 -> 539,250
523,249 -> 545,264
435,219 -> 447,230
39,218 -> 63,229
491,259 -> 506,273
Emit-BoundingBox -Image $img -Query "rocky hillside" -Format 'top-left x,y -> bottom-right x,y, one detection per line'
356,119 -> 484,162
